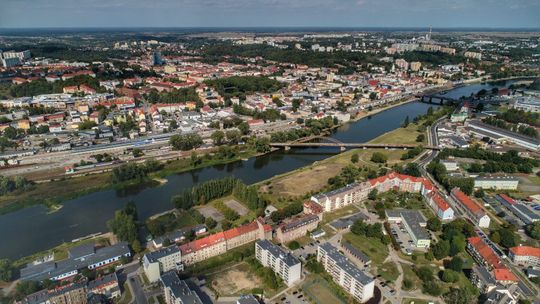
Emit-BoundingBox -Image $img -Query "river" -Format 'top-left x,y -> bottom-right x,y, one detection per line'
0,80 -> 520,260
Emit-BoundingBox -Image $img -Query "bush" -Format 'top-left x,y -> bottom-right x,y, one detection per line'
288,241 -> 300,250
441,269 -> 460,283
370,152 -> 388,163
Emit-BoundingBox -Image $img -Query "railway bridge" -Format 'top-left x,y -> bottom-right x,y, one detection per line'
270,136 -> 440,151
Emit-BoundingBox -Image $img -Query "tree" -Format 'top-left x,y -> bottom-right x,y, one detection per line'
238,122 -> 250,135
432,240 -> 450,260
474,188 -> 485,198
225,130 -> 242,144
368,189 -> 378,200
351,153 -> 359,163
446,256 -> 463,272
170,133 -> 203,151
0,259 -> 13,282
132,148 -> 144,158
498,228 -> 517,248
416,134 -> 425,142
108,209 -> 138,243
205,217 -> 217,229
402,116 -> 410,128
427,217 -> 442,232
441,269 -> 459,283
404,163 -> 421,177
416,266 -> 433,282
370,152 -> 388,163
444,287 -> 476,304
211,130 -> 225,146
288,241 -> 300,250
526,222 -> 540,240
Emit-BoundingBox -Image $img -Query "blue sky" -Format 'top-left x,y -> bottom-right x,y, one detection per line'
1,0 -> 539,28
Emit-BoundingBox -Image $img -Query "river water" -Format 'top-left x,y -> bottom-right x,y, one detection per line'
0,80 -> 519,260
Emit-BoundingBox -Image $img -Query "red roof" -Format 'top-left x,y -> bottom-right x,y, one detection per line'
468,236 -> 502,268
493,268 -> 518,282
498,194 -> 515,205
179,232 -> 225,254
223,221 -> 258,239
510,246 -> 540,258
452,188 -> 483,215
369,172 -> 425,187
430,192 -> 451,211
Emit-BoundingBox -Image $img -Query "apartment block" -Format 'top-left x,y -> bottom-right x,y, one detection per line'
160,271 -> 203,304
143,246 -> 183,283
275,214 -> 321,244
451,188 -> 490,228
386,209 -> 431,248
509,246 -> 540,267
317,243 -> 374,303
255,240 -> 302,286
474,176 -> 519,190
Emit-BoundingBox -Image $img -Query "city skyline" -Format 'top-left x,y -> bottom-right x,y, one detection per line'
1,0 -> 540,29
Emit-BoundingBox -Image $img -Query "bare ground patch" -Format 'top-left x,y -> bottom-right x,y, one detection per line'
224,199 -> 249,216
210,263 -> 262,296
197,205 -> 225,222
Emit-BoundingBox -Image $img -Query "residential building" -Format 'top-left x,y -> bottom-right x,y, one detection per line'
255,240 -> 301,286
237,294 -> 261,304
310,182 -> 370,212
20,242 -> 131,282
512,96 -> 540,113
426,192 -> 455,220
471,265 -> 497,293
386,209 -> 431,248
21,282 -> 88,304
275,214 -> 321,244
180,218 -> 271,266
441,160 -> 459,171
341,242 -> 371,267
143,246 -> 183,283
474,176 -> 519,190
509,246 -> 540,267
467,236 -> 503,269
451,188 -> 490,228
87,273 -> 121,299
317,243 -> 374,303
160,271 -> 203,304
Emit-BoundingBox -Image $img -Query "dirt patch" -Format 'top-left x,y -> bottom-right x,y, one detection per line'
271,163 -> 344,197
211,264 -> 262,296
197,205 -> 225,222
225,199 -> 249,216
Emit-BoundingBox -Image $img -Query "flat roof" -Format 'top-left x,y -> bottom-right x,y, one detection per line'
318,243 -> 373,285
256,240 -> 300,267
386,209 -> 430,241
160,271 -> 203,304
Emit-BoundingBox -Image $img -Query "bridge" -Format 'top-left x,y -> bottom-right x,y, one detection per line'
416,94 -> 463,105
270,136 -> 441,151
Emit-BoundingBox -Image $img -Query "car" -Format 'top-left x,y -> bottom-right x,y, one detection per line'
316,240 -> 320,244
293,291 -> 298,295
281,297 -> 286,301
298,295 -> 303,299
300,246 -> 305,250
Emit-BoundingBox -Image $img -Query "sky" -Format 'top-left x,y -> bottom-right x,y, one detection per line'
1,0 -> 540,29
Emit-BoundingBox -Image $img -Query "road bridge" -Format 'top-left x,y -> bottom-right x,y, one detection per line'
270,136 -> 440,151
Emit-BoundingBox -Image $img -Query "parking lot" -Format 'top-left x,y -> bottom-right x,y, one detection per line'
389,222 -> 421,255
292,239 -> 322,261
197,205 -> 225,222
224,199 -> 249,216
272,289 -> 308,304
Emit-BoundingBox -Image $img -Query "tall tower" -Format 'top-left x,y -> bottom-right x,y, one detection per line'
427,25 -> 432,41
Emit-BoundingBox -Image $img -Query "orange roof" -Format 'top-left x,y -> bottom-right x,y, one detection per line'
179,232 -> 225,254
430,192 -> 451,211
510,246 -> 540,258
223,221 -> 258,239
369,172 -> 425,187
452,188 -> 483,215
493,268 -> 518,282
468,236 -> 502,268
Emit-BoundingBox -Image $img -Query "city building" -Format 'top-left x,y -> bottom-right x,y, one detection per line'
341,241 -> 371,267
410,61 -> 422,72
20,242 -> 131,282
451,188 -> 491,228
20,282 -> 88,304
275,214 -> 321,244
466,120 -> 540,151
474,176 -> 519,190
426,192 -> 455,220
87,273 -> 121,299
386,209 -> 431,248
310,182 -> 370,212
237,294 -> 261,304
511,96 -> 540,113
180,218 -> 271,266
160,271 -> 203,304
467,236 -> 504,269
143,245 -> 183,283
317,243 -> 374,303
441,160 -> 459,171
255,240 -> 302,286
495,194 -> 540,225
471,265 -> 497,293
509,246 -> 540,267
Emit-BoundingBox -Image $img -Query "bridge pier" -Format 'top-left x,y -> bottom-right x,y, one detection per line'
284,146 -> 290,151
340,146 -> 346,152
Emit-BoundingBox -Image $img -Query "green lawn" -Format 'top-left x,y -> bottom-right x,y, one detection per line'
369,122 -> 425,145
377,261 -> 400,282
342,232 -> 388,266
118,282 -> 132,304
302,275 -> 345,304
400,263 -> 421,291
402,298 -> 437,304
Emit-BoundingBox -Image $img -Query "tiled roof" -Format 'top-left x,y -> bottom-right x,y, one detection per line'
493,268 -> 518,282
498,194 -> 516,205
510,246 -> 540,258
468,236 -> 502,269
452,188 -> 483,216
429,192 -> 451,211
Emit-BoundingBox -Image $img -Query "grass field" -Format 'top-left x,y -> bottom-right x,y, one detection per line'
377,261 -> 400,282
400,263 -> 421,291
208,262 -> 263,297
302,276 -> 345,304
369,123 -> 425,145
342,232 -> 388,266
402,298 -> 436,304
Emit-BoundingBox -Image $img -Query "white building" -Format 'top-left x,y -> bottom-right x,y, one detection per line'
451,188 -> 491,228
255,240 -> 301,287
317,243 -> 374,303
386,210 -> 431,248
509,246 -> 540,267
474,176 -> 519,190
441,160 -> 459,171
143,246 -> 183,283
160,271 -> 203,304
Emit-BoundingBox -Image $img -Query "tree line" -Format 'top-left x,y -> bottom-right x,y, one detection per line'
0,175 -> 33,196
204,76 -> 285,99
111,159 -> 163,184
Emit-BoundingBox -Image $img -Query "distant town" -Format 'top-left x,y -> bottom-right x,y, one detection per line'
0,28 -> 539,304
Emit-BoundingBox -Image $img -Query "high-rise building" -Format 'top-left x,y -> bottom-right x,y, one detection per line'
152,51 -> 163,66
317,243 -> 374,303
255,240 -> 302,286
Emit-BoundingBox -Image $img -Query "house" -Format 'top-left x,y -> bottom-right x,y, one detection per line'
275,214 -> 321,244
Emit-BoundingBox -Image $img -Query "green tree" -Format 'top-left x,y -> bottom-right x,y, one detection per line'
526,222 -> 540,240
370,152 -> 388,163
211,130 -> 226,145
0,259 -> 13,282
432,240 -> 450,260
287,241 -> 300,250
238,122 -> 250,135
205,217 -> 217,229
427,217 -> 442,232
170,133 -> 203,151
416,134 -> 425,142
441,269 -> 459,283
351,153 -> 359,163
